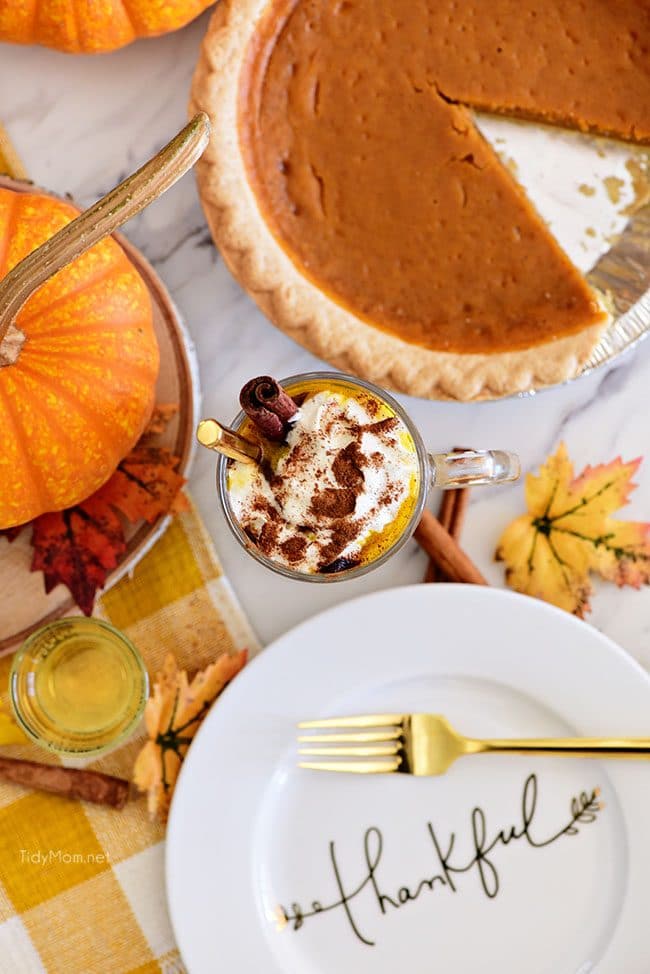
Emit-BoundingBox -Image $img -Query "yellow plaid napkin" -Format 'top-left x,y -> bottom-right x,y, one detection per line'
0,498 -> 259,974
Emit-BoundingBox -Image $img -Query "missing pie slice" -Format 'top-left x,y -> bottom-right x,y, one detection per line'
190,0 -> 650,400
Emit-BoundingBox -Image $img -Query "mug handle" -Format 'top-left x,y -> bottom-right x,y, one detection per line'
429,450 -> 520,487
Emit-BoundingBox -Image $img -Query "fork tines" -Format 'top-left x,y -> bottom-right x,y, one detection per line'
297,714 -> 405,774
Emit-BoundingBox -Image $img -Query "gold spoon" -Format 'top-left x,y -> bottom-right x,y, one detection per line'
196,419 -> 262,465
0,112 -> 210,348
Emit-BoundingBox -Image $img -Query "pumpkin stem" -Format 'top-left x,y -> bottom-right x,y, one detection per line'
0,113 -> 211,347
0,323 -> 25,367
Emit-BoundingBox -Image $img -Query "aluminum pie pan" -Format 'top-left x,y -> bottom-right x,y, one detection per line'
516,201 -> 650,399
581,203 -> 650,371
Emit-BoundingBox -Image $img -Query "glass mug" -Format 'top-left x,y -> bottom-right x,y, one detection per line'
208,371 -> 519,582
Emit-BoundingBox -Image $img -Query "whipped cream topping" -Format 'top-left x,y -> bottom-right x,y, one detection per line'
227,389 -> 420,573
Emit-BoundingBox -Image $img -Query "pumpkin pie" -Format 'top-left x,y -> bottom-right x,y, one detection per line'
190,0 -> 650,400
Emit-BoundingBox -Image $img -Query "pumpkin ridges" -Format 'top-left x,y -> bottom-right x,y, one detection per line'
35,0 -> 79,52
0,0 -> 215,52
16,261 -> 138,330
70,0 -> 82,51
21,280 -> 155,349
121,0 -> 207,34
18,283 -> 159,376
75,0 -> 135,52
22,345 -> 159,386
20,342 -> 157,376
20,276 -> 154,350
17,266 -> 121,329
17,319 -> 154,345
8,357 -> 127,446
1,191 -> 75,283
12,359 -> 136,445
0,0 -> 39,46
26,0 -> 39,43
0,376 -> 49,518
2,360 -> 147,519
14,353 -> 156,444
116,0 -> 143,33
4,192 -> 136,322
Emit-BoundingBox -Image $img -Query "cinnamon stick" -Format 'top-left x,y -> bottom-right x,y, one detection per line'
425,446 -> 472,582
239,376 -> 298,441
425,489 -> 461,582
450,486 -> 470,537
0,756 -> 130,809
439,488 -> 458,531
414,509 -> 487,586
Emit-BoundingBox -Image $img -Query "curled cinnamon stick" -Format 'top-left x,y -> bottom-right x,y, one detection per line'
414,509 -> 487,586
239,376 -> 298,441
0,756 -> 130,809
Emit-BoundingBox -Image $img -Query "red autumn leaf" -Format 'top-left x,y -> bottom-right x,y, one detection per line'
31,495 -> 127,616
95,446 -> 188,524
8,406 -> 187,615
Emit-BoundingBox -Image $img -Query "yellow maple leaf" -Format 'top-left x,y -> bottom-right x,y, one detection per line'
133,649 -> 247,821
496,443 -> 650,617
0,702 -> 26,744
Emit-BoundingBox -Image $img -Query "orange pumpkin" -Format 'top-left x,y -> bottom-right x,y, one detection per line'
0,0 -> 215,54
0,187 -> 159,529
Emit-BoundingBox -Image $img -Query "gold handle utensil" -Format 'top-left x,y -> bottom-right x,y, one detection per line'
196,419 -> 262,464
298,713 -> 650,775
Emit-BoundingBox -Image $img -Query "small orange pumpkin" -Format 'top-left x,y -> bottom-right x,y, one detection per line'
0,0 -> 215,54
0,187 -> 159,529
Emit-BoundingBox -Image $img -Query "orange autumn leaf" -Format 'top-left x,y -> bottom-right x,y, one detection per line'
496,443 -> 650,617
95,446 -> 188,524
133,649 -> 248,821
142,403 -> 180,437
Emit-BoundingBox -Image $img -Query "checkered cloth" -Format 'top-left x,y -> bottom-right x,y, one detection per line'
0,499 -> 258,973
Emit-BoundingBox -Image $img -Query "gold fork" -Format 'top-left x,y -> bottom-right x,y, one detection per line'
298,713 -> 650,775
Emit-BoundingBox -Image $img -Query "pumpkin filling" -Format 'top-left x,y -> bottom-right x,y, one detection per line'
238,0 -> 649,355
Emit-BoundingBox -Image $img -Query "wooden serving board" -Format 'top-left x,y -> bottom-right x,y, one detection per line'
0,176 -> 198,655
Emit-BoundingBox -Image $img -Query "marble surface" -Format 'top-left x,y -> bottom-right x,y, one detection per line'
2,12 -> 650,668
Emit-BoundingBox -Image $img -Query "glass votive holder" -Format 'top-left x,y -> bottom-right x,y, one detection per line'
10,617 -> 148,758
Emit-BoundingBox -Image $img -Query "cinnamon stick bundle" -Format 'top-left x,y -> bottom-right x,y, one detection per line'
414,509 -> 487,586
425,487 -> 470,582
0,756 -> 130,809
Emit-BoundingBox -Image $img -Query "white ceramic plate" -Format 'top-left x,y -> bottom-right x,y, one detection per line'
166,585 -> 650,973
